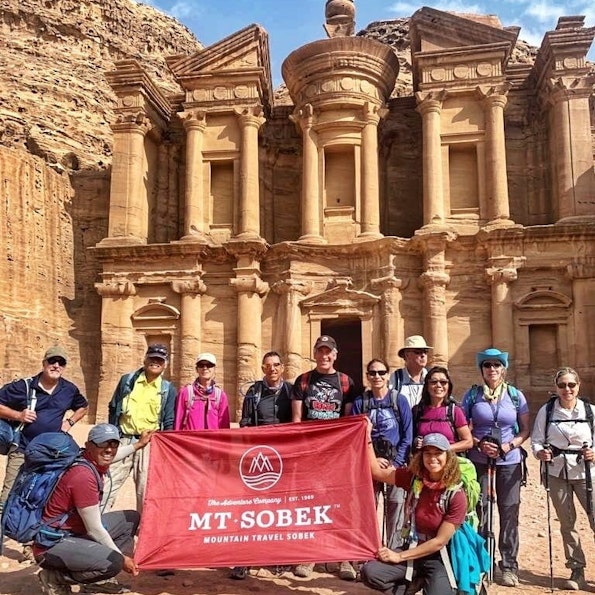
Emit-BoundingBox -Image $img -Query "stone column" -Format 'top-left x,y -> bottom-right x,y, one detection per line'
101,113 -> 151,245
271,280 -> 312,380
486,261 -> 522,371
419,271 -> 450,367
235,107 -> 265,239
292,104 -> 324,243
230,274 -> 269,419
95,280 -> 137,422
567,260 -> 595,388
371,274 -> 405,371
482,87 -> 511,222
416,93 -> 445,226
180,110 -> 207,241
547,80 -> 595,220
172,276 -> 207,385
358,102 -> 383,239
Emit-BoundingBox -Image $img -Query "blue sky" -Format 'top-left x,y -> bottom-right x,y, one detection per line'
140,0 -> 594,86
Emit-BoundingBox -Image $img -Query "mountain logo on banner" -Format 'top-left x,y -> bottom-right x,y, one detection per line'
239,445 -> 283,491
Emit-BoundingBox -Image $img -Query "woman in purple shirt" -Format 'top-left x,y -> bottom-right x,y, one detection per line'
461,348 -> 530,588
412,366 -> 473,453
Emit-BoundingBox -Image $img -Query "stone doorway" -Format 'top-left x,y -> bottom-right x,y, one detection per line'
321,318 -> 363,392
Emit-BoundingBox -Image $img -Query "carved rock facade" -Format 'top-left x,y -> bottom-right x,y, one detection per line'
1,3 -> 594,420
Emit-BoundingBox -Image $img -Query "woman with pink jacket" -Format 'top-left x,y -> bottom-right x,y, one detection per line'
174,353 -> 230,430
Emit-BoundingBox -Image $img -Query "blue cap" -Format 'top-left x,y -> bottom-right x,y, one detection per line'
476,348 -> 508,369
421,433 -> 451,451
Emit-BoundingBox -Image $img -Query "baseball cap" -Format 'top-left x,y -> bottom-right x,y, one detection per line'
421,433 -> 451,451
44,346 -> 68,363
145,344 -> 168,360
195,352 -> 217,366
88,423 -> 120,444
313,335 -> 337,351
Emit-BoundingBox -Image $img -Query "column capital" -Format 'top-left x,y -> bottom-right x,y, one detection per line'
171,277 -> 207,295
415,90 -> 447,115
476,83 -> 511,105
485,267 -> 518,285
271,279 -> 312,296
110,111 -> 152,135
370,275 -> 407,292
546,76 -> 595,104
418,271 -> 450,290
95,279 -> 137,297
289,103 -> 317,131
234,106 -> 266,129
180,109 -> 207,131
230,275 -> 269,296
362,101 -> 384,126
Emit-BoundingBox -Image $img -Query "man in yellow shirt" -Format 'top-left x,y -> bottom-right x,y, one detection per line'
106,344 -> 176,512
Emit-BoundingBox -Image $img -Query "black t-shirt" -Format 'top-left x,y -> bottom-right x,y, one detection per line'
291,370 -> 356,421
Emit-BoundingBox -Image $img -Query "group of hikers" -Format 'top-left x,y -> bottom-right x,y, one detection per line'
0,338 -> 593,594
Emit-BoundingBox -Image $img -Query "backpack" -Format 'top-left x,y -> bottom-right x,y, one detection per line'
180,383 -> 222,430
414,399 -> 458,441
544,394 -> 594,446
0,432 -> 101,552
362,388 -> 401,424
466,383 -> 521,432
388,368 -> 404,394
300,370 -> 350,396
244,381 -> 291,426
0,377 -> 36,455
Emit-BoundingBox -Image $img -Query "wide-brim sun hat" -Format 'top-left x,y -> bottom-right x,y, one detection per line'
476,348 -> 508,369
398,335 -> 433,358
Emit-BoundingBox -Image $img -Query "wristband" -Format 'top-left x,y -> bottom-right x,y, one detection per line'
67,418 -> 75,427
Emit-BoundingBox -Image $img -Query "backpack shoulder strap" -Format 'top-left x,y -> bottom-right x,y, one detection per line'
389,389 -> 401,426
544,394 -> 558,444
213,386 -> 222,408
300,371 -> 311,394
337,372 -> 349,396
362,390 -> 371,414
446,400 -> 457,438
582,398 -> 595,436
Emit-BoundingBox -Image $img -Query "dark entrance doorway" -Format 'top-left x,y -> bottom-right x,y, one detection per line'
320,318 -> 363,392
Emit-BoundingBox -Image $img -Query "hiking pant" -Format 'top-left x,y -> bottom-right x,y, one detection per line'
475,462 -> 521,572
102,436 -> 150,513
0,451 -> 25,511
37,510 -> 140,584
548,473 -> 595,570
361,552 -> 456,595
375,482 -> 406,549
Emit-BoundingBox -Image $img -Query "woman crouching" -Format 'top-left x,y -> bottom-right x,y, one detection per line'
361,432 -> 466,595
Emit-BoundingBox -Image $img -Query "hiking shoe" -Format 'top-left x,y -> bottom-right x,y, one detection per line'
293,563 -> 315,577
339,561 -> 357,581
500,569 -> 519,587
21,544 -> 36,565
38,569 -> 72,595
229,566 -> 249,580
565,568 -> 586,590
79,577 -> 131,594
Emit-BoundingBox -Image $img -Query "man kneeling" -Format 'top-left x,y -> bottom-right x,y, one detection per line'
33,424 -> 152,595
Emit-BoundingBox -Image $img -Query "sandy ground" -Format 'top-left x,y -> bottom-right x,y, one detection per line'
1,425 -> 595,594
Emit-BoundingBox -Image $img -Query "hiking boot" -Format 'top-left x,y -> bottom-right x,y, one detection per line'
79,577 -> 131,594
338,561 -> 356,581
38,568 -> 72,595
293,563 -> 315,578
565,568 -> 586,590
500,569 -> 519,587
229,566 -> 249,580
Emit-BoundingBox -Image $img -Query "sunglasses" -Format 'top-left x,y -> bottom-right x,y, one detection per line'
263,363 -> 282,369
482,362 -> 503,369
46,356 -> 66,367
92,440 -> 120,449
557,382 -> 577,389
429,379 -> 449,387
197,362 -> 215,369
367,370 -> 388,377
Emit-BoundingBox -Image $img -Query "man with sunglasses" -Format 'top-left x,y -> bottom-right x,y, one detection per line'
0,346 -> 88,516
389,335 -> 432,409
34,423 -> 152,595
106,344 -> 176,513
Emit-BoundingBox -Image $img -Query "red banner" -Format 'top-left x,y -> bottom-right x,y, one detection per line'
135,415 -> 379,569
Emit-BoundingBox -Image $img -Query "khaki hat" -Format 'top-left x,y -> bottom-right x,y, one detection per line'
398,335 -> 432,358
43,346 -> 68,363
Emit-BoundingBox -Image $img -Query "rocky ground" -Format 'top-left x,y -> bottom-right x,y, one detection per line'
1,425 -> 594,594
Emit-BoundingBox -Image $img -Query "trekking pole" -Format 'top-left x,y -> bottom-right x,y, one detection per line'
486,457 -> 496,584
542,445 -> 554,593
582,442 -> 594,524
382,482 -> 388,546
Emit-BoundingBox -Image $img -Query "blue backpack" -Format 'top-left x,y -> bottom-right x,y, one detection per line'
0,432 -> 99,551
